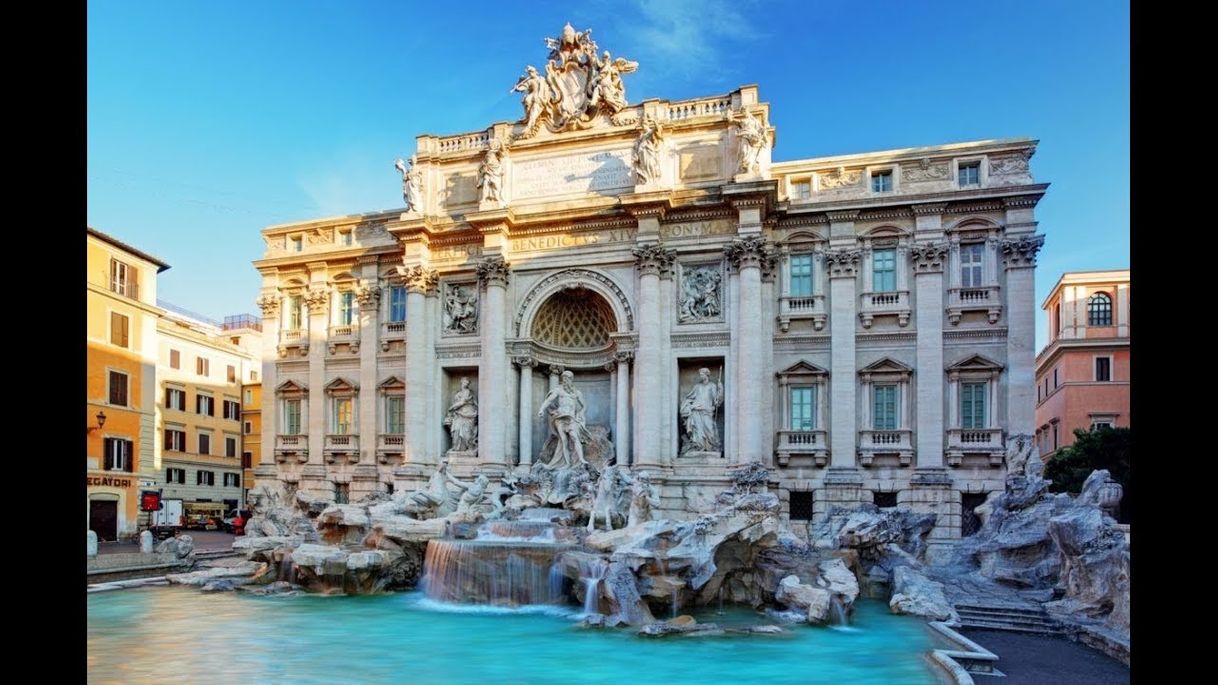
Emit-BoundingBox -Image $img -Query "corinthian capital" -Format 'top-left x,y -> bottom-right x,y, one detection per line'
632,243 -> 676,276
723,235 -> 772,272
355,284 -> 382,309
823,248 -> 862,278
476,256 -> 511,289
909,242 -> 950,274
303,288 -> 329,313
255,294 -> 280,317
398,265 -> 438,294
1000,234 -> 1046,269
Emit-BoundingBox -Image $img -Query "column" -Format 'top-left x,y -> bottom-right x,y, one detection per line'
725,236 -> 769,463
1001,235 -> 1045,436
825,246 -> 861,468
356,282 -> 380,465
659,265 -> 675,463
401,265 -> 436,465
476,256 -> 510,468
304,286 -> 329,466
631,243 -> 672,471
761,253 -> 777,466
911,241 -> 948,469
255,293 -> 280,476
615,351 -> 632,466
515,357 -> 535,467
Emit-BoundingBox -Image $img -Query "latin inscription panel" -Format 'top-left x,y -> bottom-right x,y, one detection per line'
513,149 -> 634,200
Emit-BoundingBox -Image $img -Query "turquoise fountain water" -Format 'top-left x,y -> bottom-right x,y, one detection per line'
87,587 -> 941,684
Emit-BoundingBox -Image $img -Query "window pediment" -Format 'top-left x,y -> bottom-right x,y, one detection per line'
777,360 -> 828,382
324,377 -> 359,396
860,357 -> 913,380
948,354 -> 1003,372
275,379 -> 308,397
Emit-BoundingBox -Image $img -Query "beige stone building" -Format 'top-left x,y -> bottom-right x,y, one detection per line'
253,27 -> 1046,544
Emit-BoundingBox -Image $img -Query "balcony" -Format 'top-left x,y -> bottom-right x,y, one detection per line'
859,290 -> 911,328
946,428 -> 1005,466
377,433 -> 405,464
109,280 -> 139,301
775,430 -> 829,467
278,328 -> 308,358
947,286 -> 1002,325
274,434 -> 308,464
777,295 -> 827,332
858,429 -> 914,467
324,434 -> 360,464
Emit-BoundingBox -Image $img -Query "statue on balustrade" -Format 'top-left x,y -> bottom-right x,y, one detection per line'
680,367 -> 724,455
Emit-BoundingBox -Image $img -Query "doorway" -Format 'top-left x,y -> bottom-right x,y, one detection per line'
89,499 -> 118,541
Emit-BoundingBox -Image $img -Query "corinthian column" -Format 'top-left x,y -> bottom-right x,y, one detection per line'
254,293 -> 280,478
400,265 -> 436,465
304,287 -> 329,466
632,243 -> 674,471
477,256 -> 511,468
355,283 -> 381,466
824,247 -> 861,469
910,241 -> 949,469
515,356 -> 536,467
724,236 -> 772,463
1001,235 -> 1045,436
614,351 -> 633,466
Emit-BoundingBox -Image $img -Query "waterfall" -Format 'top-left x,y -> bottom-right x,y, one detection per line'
829,595 -> 848,626
577,556 -> 609,615
278,550 -> 296,584
421,539 -> 573,606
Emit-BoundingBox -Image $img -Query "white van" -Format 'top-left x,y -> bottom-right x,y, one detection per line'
149,499 -> 184,540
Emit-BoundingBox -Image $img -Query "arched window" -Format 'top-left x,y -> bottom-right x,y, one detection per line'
1087,293 -> 1112,326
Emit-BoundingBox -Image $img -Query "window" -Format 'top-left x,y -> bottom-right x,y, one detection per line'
961,382 -> 987,429
1053,302 -> 1062,337
284,399 -> 302,435
333,398 -> 353,434
224,473 -> 241,488
227,365 -> 236,383
1053,368 -> 1059,388
789,254 -> 813,296
109,258 -> 138,298
339,229 -> 353,246
1052,423 -> 1059,451
110,312 -> 129,348
1088,293 -> 1113,326
108,371 -> 129,406
244,389 -> 253,404
791,180 -> 811,200
873,385 -> 898,430
789,386 -> 816,431
874,492 -> 898,509
196,357 -> 210,377
198,432 -> 212,455
1091,419 -> 1115,431
166,467 -> 186,484
223,399 -> 241,420
339,291 -> 356,326
958,161 -> 980,186
291,236 -> 303,252
225,436 -> 237,458
386,396 -> 405,433
960,243 -> 984,288
872,249 -> 896,292
249,369 -> 259,382
164,429 -> 186,452
103,438 -> 133,472
242,452 -> 252,469
169,349 -> 181,369
335,482 -> 350,505
1095,357 -> 1112,382
287,296 -> 303,330
197,395 -> 215,416
166,388 -> 185,410
197,470 -> 215,486
388,286 -> 407,323
870,170 -> 893,193
788,491 -> 814,521
244,421 -> 252,435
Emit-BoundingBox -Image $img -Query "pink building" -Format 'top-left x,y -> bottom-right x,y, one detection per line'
1034,270 -> 1130,460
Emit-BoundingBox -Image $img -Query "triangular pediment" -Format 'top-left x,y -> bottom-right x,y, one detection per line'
324,377 -> 359,394
860,357 -> 913,374
948,354 -> 1003,372
275,379 -> 308,395
778,360 -> 828,377
377,375 -> 405,390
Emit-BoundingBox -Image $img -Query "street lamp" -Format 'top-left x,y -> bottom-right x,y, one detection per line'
89,411 -> 107,432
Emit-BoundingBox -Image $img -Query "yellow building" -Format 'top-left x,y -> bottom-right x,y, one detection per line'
153,307 -> 259,519
241,379 -> 262,494
87,227 -> 169,541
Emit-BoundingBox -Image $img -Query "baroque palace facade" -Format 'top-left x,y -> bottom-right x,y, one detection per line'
253,25 -> 1046,544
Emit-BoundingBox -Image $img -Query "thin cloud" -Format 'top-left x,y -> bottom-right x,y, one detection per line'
623,0 -> 765,81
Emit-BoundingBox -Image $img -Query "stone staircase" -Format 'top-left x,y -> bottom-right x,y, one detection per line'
954,603 -> 1066,635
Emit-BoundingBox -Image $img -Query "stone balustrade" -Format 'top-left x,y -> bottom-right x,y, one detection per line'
858,429 -> 914,467
946,428 -> 1005,466
777,294 -> 827,332
775,429 -> 829,467
947,286 -> 1003,324
859,290 -> 911,328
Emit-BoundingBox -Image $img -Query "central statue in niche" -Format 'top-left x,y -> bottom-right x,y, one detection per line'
537,370 -> 589,468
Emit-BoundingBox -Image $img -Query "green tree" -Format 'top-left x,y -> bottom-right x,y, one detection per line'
1044,426 -> 1131,522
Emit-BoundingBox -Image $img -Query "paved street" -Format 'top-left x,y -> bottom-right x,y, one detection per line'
961,629 -> 1129,684
97,530 -> 237,555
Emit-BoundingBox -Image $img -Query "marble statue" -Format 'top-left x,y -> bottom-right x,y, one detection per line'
394,156 -> 424,214
510,65 -> 551,134
680,368 -> 724,454
587,464 -> 627,532
444,378 -> 479,452
442,284 -> 478,334
404,460 -> 465,518
537,370 -> 589,469
478,140 -> 506,205
679,266 -> 722,323
456,474 -> 492,515
589,51 -> 634,115
733,109 -> 767,175
628,471 -> 659,527
632,117 -> 664,186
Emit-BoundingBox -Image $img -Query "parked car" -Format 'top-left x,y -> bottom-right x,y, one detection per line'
222,509 -> 252,534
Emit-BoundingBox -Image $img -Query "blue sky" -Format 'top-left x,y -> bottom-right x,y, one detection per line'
88,0 -> 1128,350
